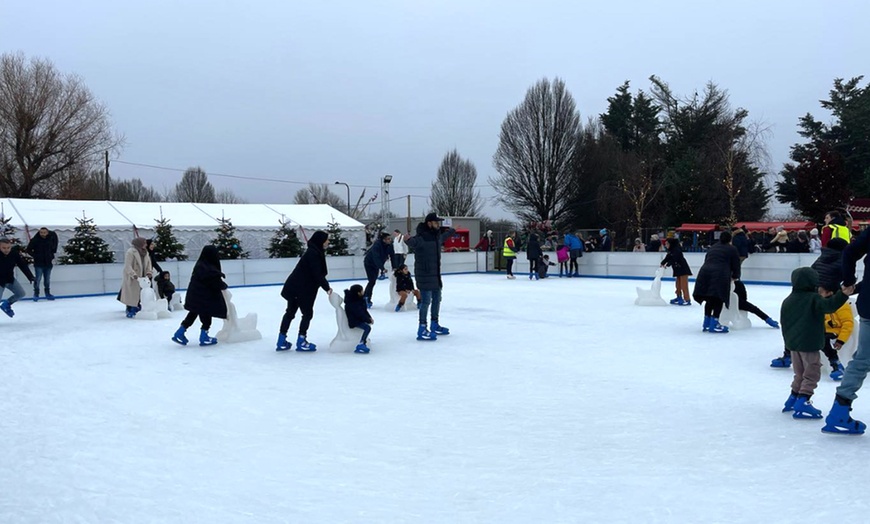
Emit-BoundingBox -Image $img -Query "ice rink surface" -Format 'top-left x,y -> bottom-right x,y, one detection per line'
3,274 -> 870,523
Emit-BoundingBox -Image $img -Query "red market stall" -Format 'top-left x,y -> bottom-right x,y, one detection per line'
443,228 -> 470,252
675,224 -> 718,251
734,221 -> 815,232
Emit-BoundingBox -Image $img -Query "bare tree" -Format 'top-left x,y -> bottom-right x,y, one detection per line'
215,188 -> 247,204
491,77 -> 581,223
111,178 -> 163,202
719,120 -> 771,224
0,52 -> 122,198
293,183 -> 346,208
173,166 -> 216,203
430,149 -> 482,216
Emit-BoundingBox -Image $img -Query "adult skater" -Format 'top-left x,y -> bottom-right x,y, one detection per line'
363,231 -> 393,308
406,213 -> 455,341
526,233 -> 542,280
503,230 -> 519,279
276,230 -> 332,352
564,230 -> 583,277
392,229 -> 408,269
171,245 -> 227,346
26,227 -> 58,301
118,237 -> 153,318
0,237 -> 35,317
692,231 -> 740,333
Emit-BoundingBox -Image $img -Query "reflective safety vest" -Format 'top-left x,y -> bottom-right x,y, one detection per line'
503,238 -> 517,258
829,223 -> 852,243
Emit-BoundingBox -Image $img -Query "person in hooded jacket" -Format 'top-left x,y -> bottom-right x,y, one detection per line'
118,237 -> 153,318
171,245 -> 227,346
26,227 -> 58,301
598,228 -> 612,252
526,233 -> 542,280
344,284 -> 374,354
156,270 -> 176,307
660,237 -> 692,305
145,238 -> 163,274
276,230 -> 332,351
363,232 -> 393,308
0,237 -> 35,318
405,213 -> 455,340
692,231 -> 740,333
731,226 -> 750,263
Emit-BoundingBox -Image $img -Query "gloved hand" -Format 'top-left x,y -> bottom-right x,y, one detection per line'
834,340 -> 845,350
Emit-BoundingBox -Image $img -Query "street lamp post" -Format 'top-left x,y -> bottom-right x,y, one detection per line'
381,175 -> 392,229
334,181 -> 350,216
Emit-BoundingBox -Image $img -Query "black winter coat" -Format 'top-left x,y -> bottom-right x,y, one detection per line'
661,244 -> 693,277
0,247 -> 35,286
26,232 -> 58,267
842,227 -> 870,318
156,271 -> 176,298
396,272 -> 416,292
731,232 -> 749,258
692,242 -> 741,306
281,231 -> 330,305
526,234 -> 542,260
364,238 -> 392,270
344,290 -> 371,327
811,247 -> 844,292
406,223 -> 455,291
184,246 -> 228,319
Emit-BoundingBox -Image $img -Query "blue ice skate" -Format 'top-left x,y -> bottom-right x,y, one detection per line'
355,342 -> 370,354
296,335 -> 317,351
770,356 -> 791,368
417,324 -> 437,341
199,330 -> 217,346
822,398 -> 867,435
171,325 -> 189,345
765,318 -> 780,329
792,397 -> 823,419
276,333 -> 291,351
430,321 -> 450,336
0,299 -> 13,318
830,361 -> 845,381
782,394 -> 797,413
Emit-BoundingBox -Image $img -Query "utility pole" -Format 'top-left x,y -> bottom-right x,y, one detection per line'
104,151 -> 110,200
406,194 -> 411,233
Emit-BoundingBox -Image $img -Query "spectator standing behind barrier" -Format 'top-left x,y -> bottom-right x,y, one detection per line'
0,237 -> 35,318
632,238 -> 644,252
646,234 -> 662,253
391,229 -> 407,269
599,229 -> 612,252
809,228 -> 822,253
26,227 -> 58,301
731,226 -> 750,263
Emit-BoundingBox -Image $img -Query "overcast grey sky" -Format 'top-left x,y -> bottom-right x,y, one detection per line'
2,0 -> 867,220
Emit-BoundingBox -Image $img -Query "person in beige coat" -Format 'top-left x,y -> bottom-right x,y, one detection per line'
118,237 -> 153,318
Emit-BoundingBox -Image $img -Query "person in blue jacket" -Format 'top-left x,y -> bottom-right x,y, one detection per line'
363,232 -> 393,308
598,228 -> 612,252
563,231 -> 583,277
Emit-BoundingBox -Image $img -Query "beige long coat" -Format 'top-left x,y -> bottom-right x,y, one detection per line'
118,247 -> 153,307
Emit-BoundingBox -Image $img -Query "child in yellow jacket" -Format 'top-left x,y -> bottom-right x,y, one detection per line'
823,295 -> 855,381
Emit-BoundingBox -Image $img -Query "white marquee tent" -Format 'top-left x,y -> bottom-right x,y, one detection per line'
0,198 -> 365,260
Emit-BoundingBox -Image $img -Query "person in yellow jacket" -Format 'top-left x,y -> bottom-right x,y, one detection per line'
821,209 -> 852,247
503,231 -> 519,279
822,296 -> 855,380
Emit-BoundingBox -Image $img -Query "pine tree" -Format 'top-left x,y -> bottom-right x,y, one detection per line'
0,215 -> 32,263
326,218 -> 349,256
58,216 -> 115,264
152,217 -> 188,261
210,217 -> 248,259
267,220 -> 304,258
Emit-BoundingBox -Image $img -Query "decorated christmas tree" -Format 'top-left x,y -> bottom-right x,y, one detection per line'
0,215 -> 32,262
267,220 -> 304,258
210,217 -> 249,259
326,217 -> 349,256
58,216 -> 115,264
152,217 -> 188,261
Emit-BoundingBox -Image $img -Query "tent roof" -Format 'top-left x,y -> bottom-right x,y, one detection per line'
0,198 -> 364,231
675,223 -> 718,232
734,221 -> 815,232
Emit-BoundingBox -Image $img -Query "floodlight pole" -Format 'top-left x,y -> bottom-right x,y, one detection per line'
334,181 -> 350,216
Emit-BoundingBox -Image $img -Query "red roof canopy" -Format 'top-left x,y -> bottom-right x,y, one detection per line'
675,223 -> 717,232
734,221 -> 815,232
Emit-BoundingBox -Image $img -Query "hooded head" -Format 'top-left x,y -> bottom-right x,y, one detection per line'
599,228 -> 608,236
308,230 -> 329,251
719,231 -> 732,244
131,237 -> 147,255
791,267 -> 819,292
145,238 -> 156,250
198,245 -> 221,268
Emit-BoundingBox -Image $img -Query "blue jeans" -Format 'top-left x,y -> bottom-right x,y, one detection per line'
354,322 -> 372,343
418,288 -> 442,325
1,280 -> 26,305
34,265 -> 52,294
837,317 -> 870,400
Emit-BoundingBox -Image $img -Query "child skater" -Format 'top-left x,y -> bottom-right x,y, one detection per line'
537,254 -> 556,279
156,270 -> 176,310
171,245 -> 227,346
780,267 -> 852,419
344,284 -> 374,354
394,264 -> 421,312
660,237 -> 692,306
556,245 -> 570,277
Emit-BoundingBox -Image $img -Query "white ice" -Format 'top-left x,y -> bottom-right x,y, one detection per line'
3,274 -> 870,523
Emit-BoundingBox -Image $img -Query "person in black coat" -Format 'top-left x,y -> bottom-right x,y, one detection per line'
363,232 -> 393,308
811,237 -> 848,293
526,233 -> 542,280
692,231 -> 741,333
344,284 -> 373,353
405,213 -> 455,340
394,264 -> 421,311
145,238 -> 163,274
172,245 -> 227,346
276,230 -> 332,351
0,237 -> 36,317
660,237 -> 693,305
25,227 -> 58,300
731,227 -> 750,262
156,270 -> 176,306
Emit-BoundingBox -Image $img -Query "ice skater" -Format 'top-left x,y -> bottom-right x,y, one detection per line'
406,213 -> 455,340
0,237 -> 35,317
118,237 -> 153,318
26,227 -> 58,301
692,231 -> 740,333
171,245 -> 227,346
344,284 -> 374,354
660,237 -> 692,306
276,230 -> 332,352
394,264 -> 421,311
503,231 -> 518,279
363,232 -> 393,308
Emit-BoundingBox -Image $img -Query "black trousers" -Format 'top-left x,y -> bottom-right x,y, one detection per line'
182,311 -> 212,331
279,295 -> 314,336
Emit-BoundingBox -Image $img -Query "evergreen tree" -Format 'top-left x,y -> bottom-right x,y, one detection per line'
267,220 -> 304,258
209,217 -> 248,259
152,217 -> 188,261
0,215 -> 32,262
326,218 -> 349,256
58,216 -> 115,264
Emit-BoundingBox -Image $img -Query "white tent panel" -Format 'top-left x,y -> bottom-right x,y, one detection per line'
191,203 -> 286,229
264,204 -> 364,230
3,198 -> 133,230
108,201 -> 218,229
